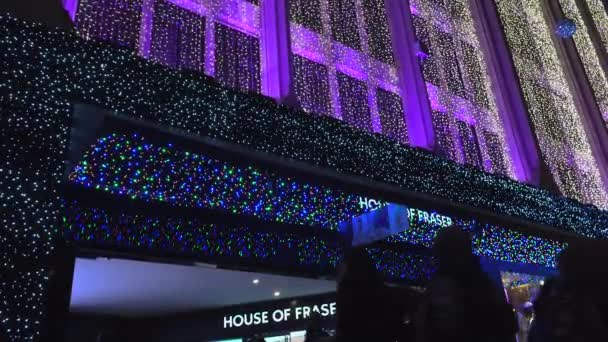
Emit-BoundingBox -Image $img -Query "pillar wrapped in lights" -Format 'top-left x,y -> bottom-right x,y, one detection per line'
409,0 -> 515,178
495,0 -> 608,209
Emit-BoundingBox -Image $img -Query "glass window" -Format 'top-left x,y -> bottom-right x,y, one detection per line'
483,132 -> 508,176
330,0 -> 362,50
362,0 -> 395,65
412,16 -> 441,86
436,30 -> 466,97
377,88 -> 407,143
461,42 -> 489,109
337,72 -> 373,132
150,0 -> 206,72
293,54 -> 333,116
431,110 -> 454,159
290,0 -> 324,33
215,24 -> 261,93
76,0 -> 143,49
456,120 -> 483,168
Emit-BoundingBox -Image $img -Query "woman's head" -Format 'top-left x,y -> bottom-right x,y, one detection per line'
338,248 -> 381,291
433,228 -> 477,274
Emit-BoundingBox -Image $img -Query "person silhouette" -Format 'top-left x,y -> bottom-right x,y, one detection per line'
335,248 -> 399,342
530,242 -> 608,342
304,313 -> 331,342
415,228 -> 517,342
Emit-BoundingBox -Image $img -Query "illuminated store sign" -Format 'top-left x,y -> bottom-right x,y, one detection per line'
358,197 -> 453,227
223,302 -> 336,329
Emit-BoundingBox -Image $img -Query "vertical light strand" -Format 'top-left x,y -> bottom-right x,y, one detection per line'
150,0 -> 206,72
495,0 -> 608,208
353,0 -> 382,133
560,0 -> 608,128
449,0 -> 514,176
215,23 -> 261,93
75,0 -> 143,49
585,0 -> 608,55
410,0 -> 514,176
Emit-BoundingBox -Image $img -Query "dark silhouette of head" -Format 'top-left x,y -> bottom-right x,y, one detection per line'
433,228 -> 478,276
337,248 -> 381,292
305,313 -> 328,341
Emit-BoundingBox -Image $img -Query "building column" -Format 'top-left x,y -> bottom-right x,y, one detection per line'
384,0 -> 434,150
469,0 -> 542,185
260,0 -> 297,103
545,0 -> 608,194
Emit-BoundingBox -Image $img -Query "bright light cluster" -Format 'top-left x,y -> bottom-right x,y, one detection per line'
495,0 -> 608,209
69,133 -> 362,229
63,201 -> 342,270
385,216 -> 565,268
559,0 -> 608,128
0,269 -> 48,342
474,225 -> 567,268
367,248 -> 435,283
411,0 -> 514,177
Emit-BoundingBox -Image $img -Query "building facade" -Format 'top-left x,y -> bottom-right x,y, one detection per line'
1,0 -> 608,340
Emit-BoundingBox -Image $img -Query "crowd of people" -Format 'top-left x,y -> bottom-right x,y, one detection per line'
302,228 -> 608,342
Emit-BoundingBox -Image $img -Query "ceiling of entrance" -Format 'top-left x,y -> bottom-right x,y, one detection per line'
70,257 -> 336,317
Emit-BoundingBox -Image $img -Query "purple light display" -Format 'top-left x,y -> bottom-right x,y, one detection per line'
215,23 -> 261,93
75,0 -> 143,48
150,0 -> 206,72
410,0 -> 514,177
293,54 -> 333,116
337,72 -> 373,132
71,0 -> 514,179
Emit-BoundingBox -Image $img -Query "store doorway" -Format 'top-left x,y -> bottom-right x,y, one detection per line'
67,256 -> 337,342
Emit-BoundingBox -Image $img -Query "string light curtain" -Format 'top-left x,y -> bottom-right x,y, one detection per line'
495,0 -> 608,208
289,0 -> 407,143
150,0 -> 206,72
584,0 -> 608,56
215,24 -> 261,93
377,88 -> 407,143
290,0 -> 324,33
337,72 -> 373,132
329,0 -> 361,51
292,54 -> 333,116
75,0 -> 143,48
362,0 -> 395,65
559,0 -> 608,128
410,0 -> 513,176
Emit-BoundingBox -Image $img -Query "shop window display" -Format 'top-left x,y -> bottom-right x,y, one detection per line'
500,271 -> 545,342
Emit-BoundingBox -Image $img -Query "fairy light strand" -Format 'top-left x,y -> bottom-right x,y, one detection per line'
411,0 -> 514,177
559,0 -> 608,128
495,0 -> 608,209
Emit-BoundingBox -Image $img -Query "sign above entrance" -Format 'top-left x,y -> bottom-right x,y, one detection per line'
345,197 -> 454,245
223,302 -> 336,329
